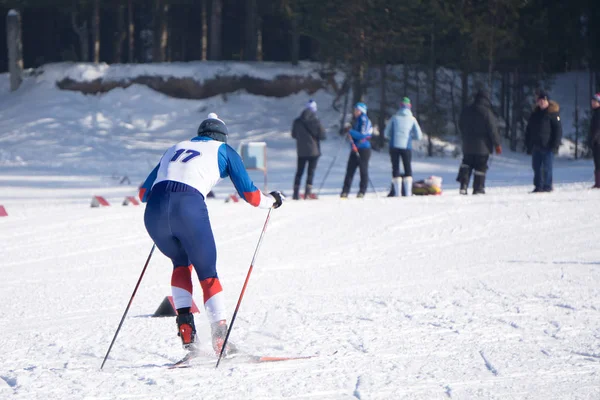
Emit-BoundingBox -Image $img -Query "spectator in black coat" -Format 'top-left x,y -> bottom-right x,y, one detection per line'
291,100 -> 326,199
456,90 -> 501,195
525,90 -> 562,193
588,93 -> 600,188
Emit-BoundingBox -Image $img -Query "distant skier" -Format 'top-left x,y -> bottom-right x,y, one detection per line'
383,97 -> 423,197
525,90 -> 562,193
588,93 -> 600,188
456,90 -> 501,195
340,102 -> 373,198
291,99 -> 326,200
139,113 -> 284,356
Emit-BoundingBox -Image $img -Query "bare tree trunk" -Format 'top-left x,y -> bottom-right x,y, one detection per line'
209,0 -> 222,60
510,68 -> 520,151
487,0 -> 497,91
500,70 -> 506,118
428,27 -> 436,157
351,28 -> 366,106
244,0 -> 257,61
290,11 -> 299,65
575,73 -> 579,159
450,72 -> 458,135
461,68 -> 469,108
6,9 -> 23,91
504,71 -> 511,139
153,0 -> 169,62
403,63 -> 409,96
201,0 -> 207,60
257,17 -> 263,61
128,0 -> 134,62
71,1 -> 89,62
351,63 -> 365,106
113,4 -> 126,63
378,64 -> 388,149
92,0 -> 100,63
414,66 -> 420,120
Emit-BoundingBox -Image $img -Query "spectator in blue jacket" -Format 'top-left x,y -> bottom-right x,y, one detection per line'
341,102 -> 373,198
384,97 -> 423,196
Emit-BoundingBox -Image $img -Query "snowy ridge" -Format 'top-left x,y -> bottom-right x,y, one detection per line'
36,61 -> 332,85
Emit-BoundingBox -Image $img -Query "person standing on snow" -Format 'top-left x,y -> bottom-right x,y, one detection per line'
384,97 -> 423,197
291,99 -> 326,200
588,93 -> 600,188
525,90 -> 562,193
340,102 -> 373,198
139,113 -> 284,356
456,89 -> 501,195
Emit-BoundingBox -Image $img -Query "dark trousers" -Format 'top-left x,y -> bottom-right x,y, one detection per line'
144,181 -> 217,280
342,148 -> 371,194
390,148 -> 412,177
593,144 -> 600,171
294,156 -> 319,188
532,149 -> 553,190
457,154 -> 489,188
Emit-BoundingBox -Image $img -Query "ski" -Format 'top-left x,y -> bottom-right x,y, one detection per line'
167,351 -> 318,369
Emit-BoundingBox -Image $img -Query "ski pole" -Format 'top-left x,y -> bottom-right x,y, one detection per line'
101,244 -> 156,369
316,137 -> 345,196
348,134 -> 380,198
216,208 -> 273,368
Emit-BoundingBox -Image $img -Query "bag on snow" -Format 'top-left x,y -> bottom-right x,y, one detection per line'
412,176 -> 443,196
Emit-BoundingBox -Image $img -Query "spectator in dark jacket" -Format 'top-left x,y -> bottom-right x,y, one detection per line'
525,90 -> 562,193
588,93 -> 600,188
291,100 -> 326,199
456,90 -> 501,195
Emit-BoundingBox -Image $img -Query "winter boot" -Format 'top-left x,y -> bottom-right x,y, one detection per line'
211,320 -> 237,357
594,170 -> 600,189
386,182 -> 396,197
304,184 -> 317,199
457,164 -> 471,195
176,312 -> 197,350
356,192 -> 365,198
292,184 -> 300,200
472,170 -> 486,195
391,177 -> 402,197
340,192 -> 348,199
402,176 -> 413,197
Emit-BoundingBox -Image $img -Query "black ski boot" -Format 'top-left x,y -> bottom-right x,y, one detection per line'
176,312 -> 197,350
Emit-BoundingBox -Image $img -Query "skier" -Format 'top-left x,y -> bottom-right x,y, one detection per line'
525,90 -> 562,193
456,90 -> 501,195
588,93 -> 600,188
139,113 -> 284,356
383,97 -> 423,197
340,102 -> 373,198
291,99 -> 326,199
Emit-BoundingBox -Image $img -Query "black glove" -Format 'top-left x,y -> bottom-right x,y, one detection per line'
269,191 -> 285,209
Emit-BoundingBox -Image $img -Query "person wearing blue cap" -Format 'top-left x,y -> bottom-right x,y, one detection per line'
340,102 -> 373,198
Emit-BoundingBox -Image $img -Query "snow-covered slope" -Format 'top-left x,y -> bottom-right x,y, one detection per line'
0,64 -> 598,399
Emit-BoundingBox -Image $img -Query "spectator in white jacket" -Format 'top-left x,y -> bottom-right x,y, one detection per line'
383,97 -> 423,196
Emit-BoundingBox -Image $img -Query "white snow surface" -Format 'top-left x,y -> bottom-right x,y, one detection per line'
0,64 -> 599,400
